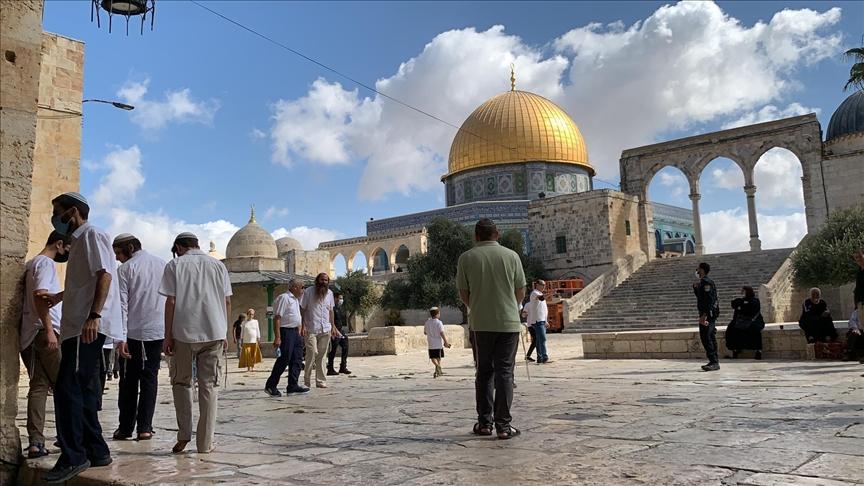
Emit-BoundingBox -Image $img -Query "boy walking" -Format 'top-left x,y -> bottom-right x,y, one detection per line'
424,307 -> 451,378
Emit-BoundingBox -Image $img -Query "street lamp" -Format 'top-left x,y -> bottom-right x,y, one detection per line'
91,0 -> 156,35
83,99 -> 135,111
36,99 -> 135,119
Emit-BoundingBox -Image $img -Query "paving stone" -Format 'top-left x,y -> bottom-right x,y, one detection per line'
792,453 -> 864,483
14,334 -> 862,485
739,472 -> 858,486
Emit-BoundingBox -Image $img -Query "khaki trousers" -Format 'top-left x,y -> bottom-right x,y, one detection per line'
20,330 -> 61,445
304,333 -> 331,387
170,340 -> 222,452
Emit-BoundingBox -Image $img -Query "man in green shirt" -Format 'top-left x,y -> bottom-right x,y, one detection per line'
456,218 -> 526,440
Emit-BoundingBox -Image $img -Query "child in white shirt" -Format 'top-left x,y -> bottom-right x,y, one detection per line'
424,307 -> 451,378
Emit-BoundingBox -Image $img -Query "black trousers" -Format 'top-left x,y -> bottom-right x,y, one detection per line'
473,331 -> 519,428
327,335 -> 349,370
117,338 -> 162,435
699,319 -> 719,364
525,326 -> 536,357
55,334 -> 110,468
265,327 -> 303,390
846,330 -> 864,359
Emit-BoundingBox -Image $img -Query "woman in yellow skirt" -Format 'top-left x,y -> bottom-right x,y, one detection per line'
239,309 -> 262,371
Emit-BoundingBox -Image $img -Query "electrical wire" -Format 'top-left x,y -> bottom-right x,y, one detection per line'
190,0 -> 619,188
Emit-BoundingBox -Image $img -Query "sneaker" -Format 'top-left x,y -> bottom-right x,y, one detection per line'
89,456 -> 112,467
326,368 -> 338,376
701,363 -> 720,372
264,387 -> 282,397
339,368 -> 352,375
286,386 -> 310,395
525,356 -> 535,362
106,373 -> 113,381
43,460 -> 90,484
316,382 -> 328,389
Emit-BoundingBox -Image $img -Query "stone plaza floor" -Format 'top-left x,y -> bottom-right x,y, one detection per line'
16,334 -> 864,485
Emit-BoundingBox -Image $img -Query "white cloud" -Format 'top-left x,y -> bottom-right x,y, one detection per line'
263,206 -> 290,220
721,103 -> 820,129
272,226 -> 343,250
701,208 -> 806,253
249,128 -> 267,140
117,78 -> 220,131
90,145 -> 145,207
268,2 -> 840,200
710,165 -> 744,190
655,170 -> 688,198
753,148 -> 804,210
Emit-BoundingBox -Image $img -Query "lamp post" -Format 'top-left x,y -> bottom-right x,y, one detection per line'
91,0 -> 156,35
83,99 -> 135,111
36,99 -> 135,118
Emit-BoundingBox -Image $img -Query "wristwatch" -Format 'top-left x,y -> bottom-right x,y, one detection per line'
88,311 -> 102,320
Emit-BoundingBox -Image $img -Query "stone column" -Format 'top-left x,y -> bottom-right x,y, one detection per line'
1,1 -> 44,482
744,184 -> 762,251
689,191 -> 705,256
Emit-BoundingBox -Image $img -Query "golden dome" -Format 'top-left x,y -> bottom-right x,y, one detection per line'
446,90 -> 592,178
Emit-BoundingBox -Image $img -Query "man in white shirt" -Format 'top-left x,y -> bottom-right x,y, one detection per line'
41,192 -> 126,484
265,279 -> 309,396
159,232 -> 232,455
528,280 -> 550,364
112,233 -> 166,441
300,273 -> 342,389
20,231 -> 69,458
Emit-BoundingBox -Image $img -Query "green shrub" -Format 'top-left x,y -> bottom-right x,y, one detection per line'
792,205 -> 864,287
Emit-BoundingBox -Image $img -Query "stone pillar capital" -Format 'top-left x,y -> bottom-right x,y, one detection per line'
744,185 -> 757,197
689,192 -> 701,202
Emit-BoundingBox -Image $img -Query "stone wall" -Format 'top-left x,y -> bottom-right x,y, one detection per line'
0,0 -> 44,481
348,325 -> 468,356
227,284 -> 288,351
810,134 -> 864,230
529,190 -> 642,280
758,252 -> 806,323
28,32 -> 83,264
286,249 -> 330,277
581,323 -> 847,360
562,251 -> 648,325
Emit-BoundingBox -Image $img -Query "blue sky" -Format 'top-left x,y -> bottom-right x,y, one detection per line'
43,1 -> 862,258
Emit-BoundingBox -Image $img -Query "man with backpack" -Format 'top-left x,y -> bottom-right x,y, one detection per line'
693,262 -> 720,371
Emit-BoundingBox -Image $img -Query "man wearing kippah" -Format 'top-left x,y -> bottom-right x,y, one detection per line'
456,218 -> 526,440
159,232 -> 232,454
41,193 -> 126,484
111,234 -> 166,441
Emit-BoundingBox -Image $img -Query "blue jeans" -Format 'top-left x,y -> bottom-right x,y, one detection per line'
532,322 -> 548,361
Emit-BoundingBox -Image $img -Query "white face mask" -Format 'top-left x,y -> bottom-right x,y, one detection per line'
695,272 -> 701,279
338,298 -> 344,306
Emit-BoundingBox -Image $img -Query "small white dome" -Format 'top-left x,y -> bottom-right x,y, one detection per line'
276,236 -> 303,256
225,206 -> 278,259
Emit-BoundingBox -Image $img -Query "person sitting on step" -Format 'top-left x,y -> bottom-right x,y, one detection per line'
798,288 -> 838,343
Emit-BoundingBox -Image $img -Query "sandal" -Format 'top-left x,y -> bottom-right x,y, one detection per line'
137,432 -> 153,441
27,443 -> 49,458
472,423 -> 493,436
112,429 -> 132,440
496,425 -> 521,440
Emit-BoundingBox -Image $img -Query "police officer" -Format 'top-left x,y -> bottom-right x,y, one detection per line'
327,291 -> 351,375
693,262 -> 720,371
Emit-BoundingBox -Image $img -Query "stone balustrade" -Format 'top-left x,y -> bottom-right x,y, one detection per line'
582,322 -> 850,360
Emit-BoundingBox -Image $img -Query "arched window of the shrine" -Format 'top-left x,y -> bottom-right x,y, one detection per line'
331,254 -> 348,277
371,248 -> 389,276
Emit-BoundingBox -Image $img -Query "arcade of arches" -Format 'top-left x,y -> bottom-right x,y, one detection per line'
318,229 -> 426,278
621,114 -> 825,256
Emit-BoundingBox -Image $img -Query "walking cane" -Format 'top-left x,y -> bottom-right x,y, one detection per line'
223,344 -> 229,390
519,326 -> 531,382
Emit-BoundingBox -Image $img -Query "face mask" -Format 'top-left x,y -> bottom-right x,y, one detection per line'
53,250 -> 69,263
695,272 -> 701,279
338,298 -> 344,306
51,208 -> 74,236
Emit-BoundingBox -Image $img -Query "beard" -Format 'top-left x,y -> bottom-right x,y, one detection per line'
315,281 -> 328,299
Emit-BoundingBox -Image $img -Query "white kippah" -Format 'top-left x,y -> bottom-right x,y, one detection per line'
174,232 -> 198,241
113,233 -> 136,245
61,192 -> 88,205
430,307 -> 440,312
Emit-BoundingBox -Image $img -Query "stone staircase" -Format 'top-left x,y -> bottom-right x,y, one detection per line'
567,248 -> 794,333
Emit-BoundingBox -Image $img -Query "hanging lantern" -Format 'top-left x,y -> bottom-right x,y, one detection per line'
91,0 -> 156,35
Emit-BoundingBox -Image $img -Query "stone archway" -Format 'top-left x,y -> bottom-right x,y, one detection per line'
620,114 -> 823,255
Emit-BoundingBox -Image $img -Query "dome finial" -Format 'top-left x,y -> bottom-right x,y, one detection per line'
510,63 -> 516,91
249,204 -> 256,223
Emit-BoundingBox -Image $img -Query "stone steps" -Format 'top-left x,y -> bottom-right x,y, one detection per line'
568,248 -> 793,333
